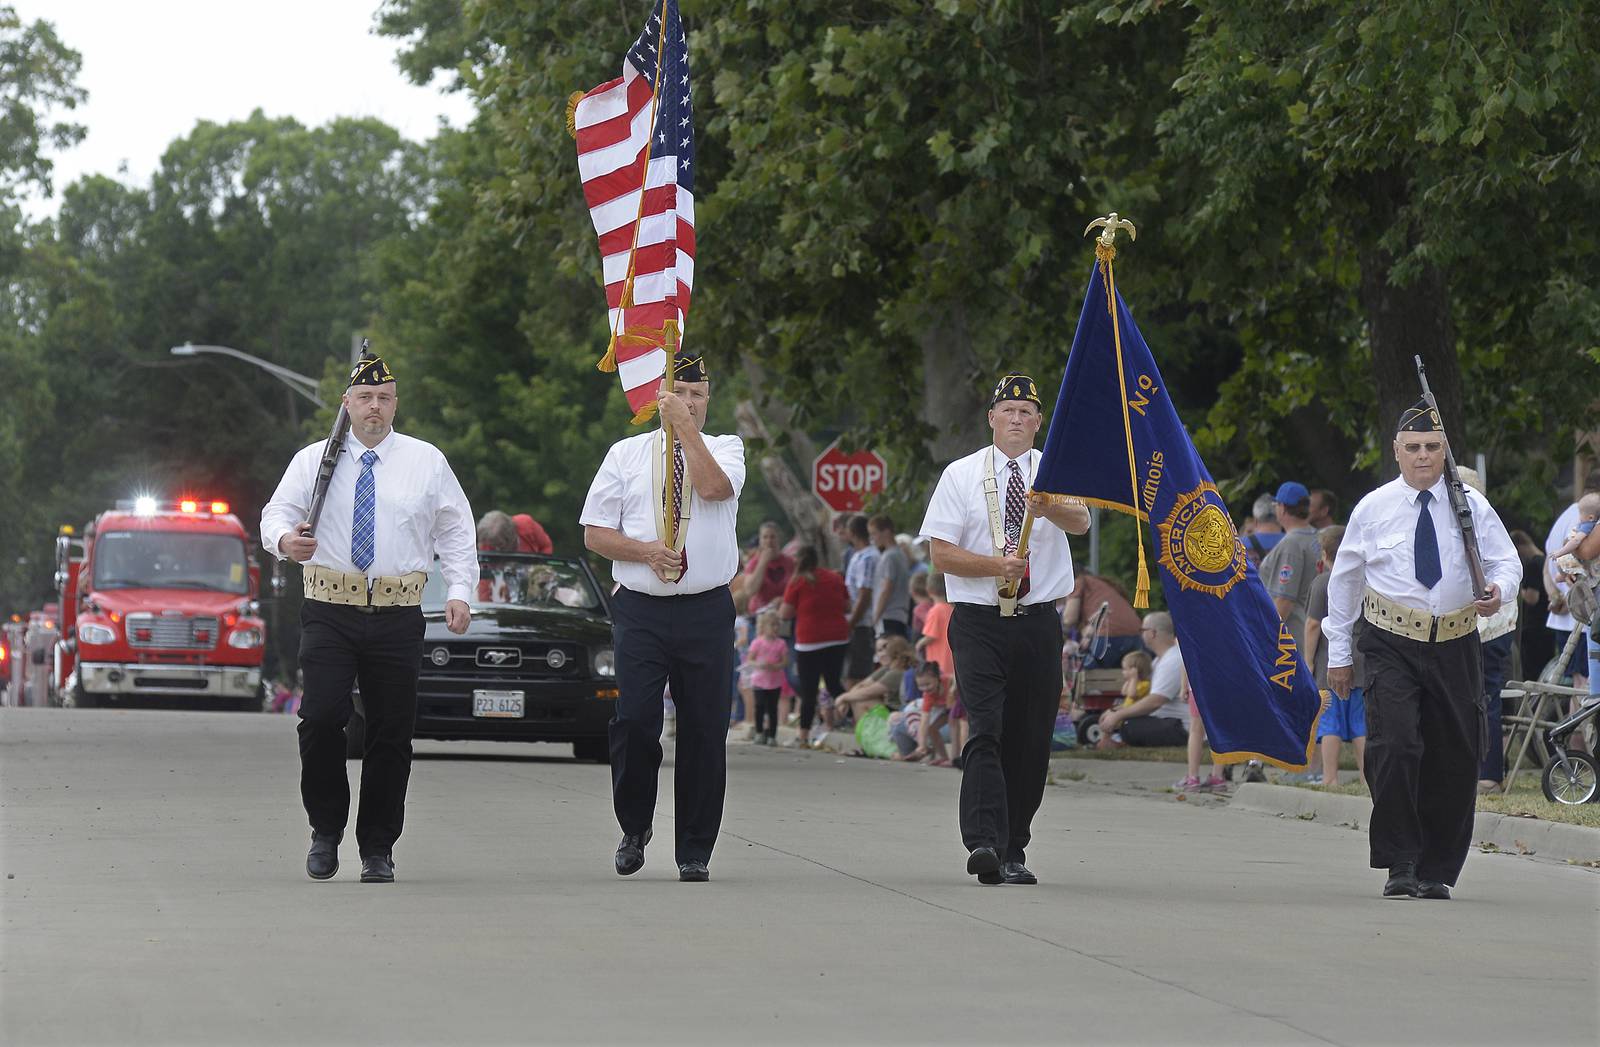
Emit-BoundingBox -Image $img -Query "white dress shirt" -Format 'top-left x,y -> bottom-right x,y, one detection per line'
1544,501 -> 1580,631
1323,475 -> 1520,668
260,429 -> 478,604
918,445 -> 1076,607
579,429 -> 746,596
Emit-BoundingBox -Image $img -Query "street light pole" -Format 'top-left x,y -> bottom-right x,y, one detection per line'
169,343 -> 325,407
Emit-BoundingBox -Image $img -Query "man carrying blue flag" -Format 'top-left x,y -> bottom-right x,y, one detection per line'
1033,238 -> 1325,775
1322,402 -> 1519,900
920,374 -> 1090,885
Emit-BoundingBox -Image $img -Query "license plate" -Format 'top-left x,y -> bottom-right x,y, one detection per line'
472,690 -> 525,718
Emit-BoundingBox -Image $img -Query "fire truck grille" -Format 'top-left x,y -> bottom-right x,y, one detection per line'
125,614 -> 219,649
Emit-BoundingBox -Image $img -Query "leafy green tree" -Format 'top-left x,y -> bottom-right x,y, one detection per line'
1095,0 -> 1600,521
0,4 -> 84,210
375,0 -> 1196,541
0,4 -> 85,613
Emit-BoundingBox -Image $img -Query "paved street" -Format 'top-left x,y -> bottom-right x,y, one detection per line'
2,707 -> 1597,1046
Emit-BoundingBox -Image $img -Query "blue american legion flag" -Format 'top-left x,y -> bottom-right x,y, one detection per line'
1035,260 -> 1323,769
572,0 -> 696,420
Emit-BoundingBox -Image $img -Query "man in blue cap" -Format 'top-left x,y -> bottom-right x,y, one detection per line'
1259,480 -> 1320,655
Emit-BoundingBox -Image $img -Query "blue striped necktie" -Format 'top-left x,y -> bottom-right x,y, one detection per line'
351,449 -> 378,571
1413,489 -> 1442,589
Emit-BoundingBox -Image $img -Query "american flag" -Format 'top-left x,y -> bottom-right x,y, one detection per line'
572,0 -> 695,422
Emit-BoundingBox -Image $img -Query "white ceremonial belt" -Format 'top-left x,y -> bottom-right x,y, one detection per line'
1361,587 -> 1475,643
304,563 -> 426,609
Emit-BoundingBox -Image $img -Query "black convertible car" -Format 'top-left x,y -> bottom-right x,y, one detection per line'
346,552 -> 618,761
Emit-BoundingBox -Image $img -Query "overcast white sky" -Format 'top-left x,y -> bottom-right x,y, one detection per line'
16,0 -> 476,217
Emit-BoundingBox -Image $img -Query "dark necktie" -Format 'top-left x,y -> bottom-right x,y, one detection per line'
1414,489 -> 1442,589
1005,459 -> 1030,599
1004,461 -> 1025,553
351,450 -> 378,571
666,439 -> 687,577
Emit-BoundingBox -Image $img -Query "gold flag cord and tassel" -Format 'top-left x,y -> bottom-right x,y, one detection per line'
1024,215 -> 1147,605
1098,240 -> 1150,609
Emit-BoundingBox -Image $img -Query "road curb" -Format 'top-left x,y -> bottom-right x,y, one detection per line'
1229,783 -> 1600,864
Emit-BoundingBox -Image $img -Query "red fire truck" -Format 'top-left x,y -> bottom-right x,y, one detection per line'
52,497 -> 267,711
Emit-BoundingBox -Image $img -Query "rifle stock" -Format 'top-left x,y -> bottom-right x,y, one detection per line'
1413,356 -> 1488,598
302,404 -> 350,536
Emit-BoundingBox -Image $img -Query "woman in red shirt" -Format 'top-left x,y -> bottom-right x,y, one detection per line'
779,545 -> 851,748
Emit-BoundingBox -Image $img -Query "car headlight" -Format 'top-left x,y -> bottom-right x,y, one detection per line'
593,647 -> 615,678
429,646 -> 451,667
227,627 -> 264,649
78,622 -> 117,645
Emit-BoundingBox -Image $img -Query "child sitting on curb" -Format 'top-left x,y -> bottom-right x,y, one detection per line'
907,661 -> 953,766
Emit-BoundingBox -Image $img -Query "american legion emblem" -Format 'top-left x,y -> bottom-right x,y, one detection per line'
1156,483 -> 1248,599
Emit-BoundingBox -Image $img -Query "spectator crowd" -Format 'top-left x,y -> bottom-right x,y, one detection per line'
715,464 -> 1600,793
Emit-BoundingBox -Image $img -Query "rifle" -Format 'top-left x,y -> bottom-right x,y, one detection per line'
1413,355 -> 1487,599
301,340 -> 366,536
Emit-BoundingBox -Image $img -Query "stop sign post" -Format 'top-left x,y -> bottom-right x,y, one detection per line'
812,443 -> 887,513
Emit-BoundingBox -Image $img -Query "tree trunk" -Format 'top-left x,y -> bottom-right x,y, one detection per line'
921,303 -> 988,464
734,399 -> 839,563
1357,171 -> 1463,480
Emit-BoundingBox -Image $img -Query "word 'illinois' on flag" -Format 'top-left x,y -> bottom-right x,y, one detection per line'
1034,257 -> 1324,769
570,0 -> 696,423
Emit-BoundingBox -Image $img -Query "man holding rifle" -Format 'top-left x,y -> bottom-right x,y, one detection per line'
919,374 -> 1089,886
261,352 -> 476,884
1322,393 -> 1519,900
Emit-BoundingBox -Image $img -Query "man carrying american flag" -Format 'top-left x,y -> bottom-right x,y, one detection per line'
575,1 -> 746,884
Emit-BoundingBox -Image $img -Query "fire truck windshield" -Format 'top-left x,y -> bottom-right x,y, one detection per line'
92,531 -> 250,594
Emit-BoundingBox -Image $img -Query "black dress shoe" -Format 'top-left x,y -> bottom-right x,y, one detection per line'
678,860 -> 710,882
360,854 -> 395,883
966,846 -> 1000,877
1417,880 -> 1451,900
1000,862 -> 1038,885
976,870 -> 1003,885
1383,862 -> 1419,898
306,831 -> 341,881
615,829 -> 652,876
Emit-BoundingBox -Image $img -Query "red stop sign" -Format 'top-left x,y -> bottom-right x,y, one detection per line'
812,443 -> 887,513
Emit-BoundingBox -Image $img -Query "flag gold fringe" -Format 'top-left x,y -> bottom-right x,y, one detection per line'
1030,492 -> 1147,522
631,401 -> 658,425
566,91 -> 584,139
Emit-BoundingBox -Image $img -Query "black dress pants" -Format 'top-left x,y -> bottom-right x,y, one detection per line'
296,599 -> 425,857
1478,632 -> 1513,782
609,585 -> 735,865
950,603 -> 1063,865
1360,626 -> 1483,886
794,644 -> 847,730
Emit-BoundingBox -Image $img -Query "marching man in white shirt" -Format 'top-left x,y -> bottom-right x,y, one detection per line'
581,355 -> 744,883
919,374 -> 1089,885
261,353 -> 477,885
1323,400 -> 1520,900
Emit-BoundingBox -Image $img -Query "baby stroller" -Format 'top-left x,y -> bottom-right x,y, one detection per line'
1539,574 -> 1599,805
1067,601 -> 1126,746
1536,653 -> 1600,806
1539,695 -> 1600,805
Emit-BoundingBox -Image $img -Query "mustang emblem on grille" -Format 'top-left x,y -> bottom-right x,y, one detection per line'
476,647 -> 522,667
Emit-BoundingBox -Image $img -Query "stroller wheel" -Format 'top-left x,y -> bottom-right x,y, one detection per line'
1540,750 -> 1599,805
